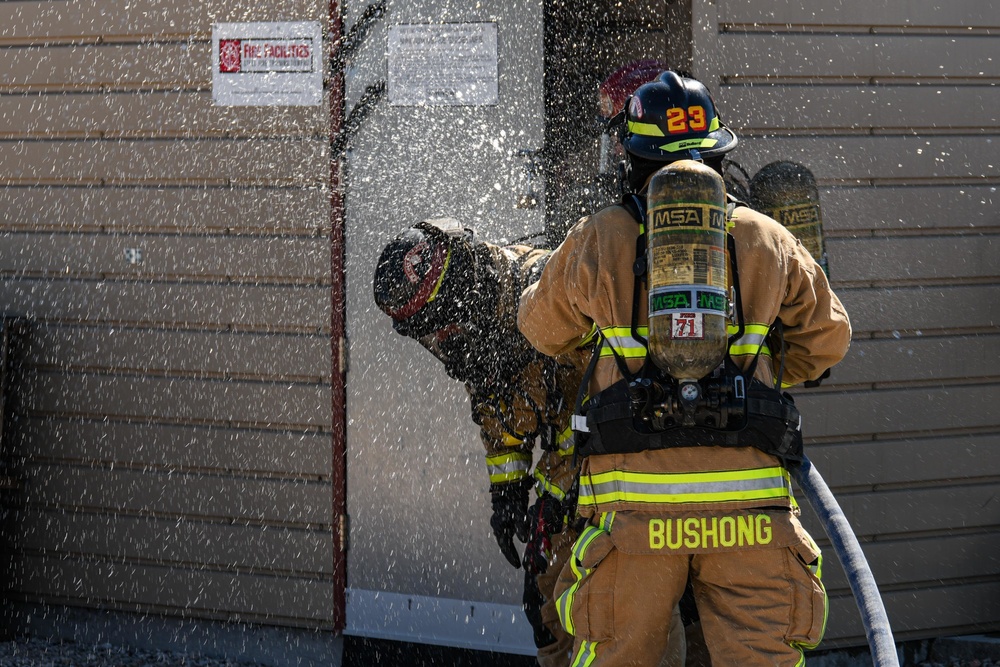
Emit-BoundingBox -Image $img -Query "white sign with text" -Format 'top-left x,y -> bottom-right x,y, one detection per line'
212,22 -> 322,106
388,23 -> 499,106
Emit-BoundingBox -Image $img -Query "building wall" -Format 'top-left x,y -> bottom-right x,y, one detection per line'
693,0 -> 1000,647
0,0 -> 337,629
342,0 -> 547,617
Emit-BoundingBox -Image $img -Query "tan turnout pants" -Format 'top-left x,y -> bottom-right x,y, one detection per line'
555,513 -> 827,667
540,526 -> 687,667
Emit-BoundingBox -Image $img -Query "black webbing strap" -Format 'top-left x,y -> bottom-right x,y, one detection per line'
584,399 -> 633,425
570,197 -> 644,456
573,334 -> 603,427
579,377 -> 803,460
620,194 -> 649,351
572,325 -> 637,418
727,231 -> 745,346
571,337 -> 603,469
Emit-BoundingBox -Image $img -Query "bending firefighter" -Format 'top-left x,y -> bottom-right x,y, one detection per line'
372,219 -> 583,667
518,71 -> 852,666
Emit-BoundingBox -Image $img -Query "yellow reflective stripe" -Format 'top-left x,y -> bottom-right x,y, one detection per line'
571,640 -> 599,667
556,425 -> 575,457
709,116 -> 720,132
595,322 -> 781,363
818,562 -> 829,642
557,526 -> 606,636
425,247 -> 451,304
627,120 -> 664,137
730,343 -> 772,357
488,470 -> 529,484
578,467 -> 792,507
727,323 -> 772,358
579,323 -> 599,348
489,471 -> 529,483
599,511 -> 616,533
501,432 -> 525,447
603,326 -> 648,337
727,323 -> 770,336
658,137 -> 719,153
556,581 -> 574,635
534,470 -> 568,501
485,452 -> 531,484
598,326 -> 648,359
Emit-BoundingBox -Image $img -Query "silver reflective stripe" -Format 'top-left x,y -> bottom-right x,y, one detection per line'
728,323 -> 772,357
600,334 -> 646,359
487,458 -> 530,477
730,331 -> 767,350
582,475 -> 785,498
578,468 -> 792,505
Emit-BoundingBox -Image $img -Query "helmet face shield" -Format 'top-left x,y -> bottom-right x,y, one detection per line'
389,285 -> 476,340
597,112 -> 627,176
415,323 -> 482,382
596,60 -> 668,176
415,318 -> 518,386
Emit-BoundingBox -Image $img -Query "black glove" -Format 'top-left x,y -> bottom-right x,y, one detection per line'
804,367 -> 832,388
522,493 -> 565,574
489,479 -> 532,569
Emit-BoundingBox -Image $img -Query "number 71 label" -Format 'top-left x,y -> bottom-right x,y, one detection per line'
671,312 -> 704,339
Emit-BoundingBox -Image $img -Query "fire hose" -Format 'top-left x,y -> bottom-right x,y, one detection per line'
790,455 -> 900,666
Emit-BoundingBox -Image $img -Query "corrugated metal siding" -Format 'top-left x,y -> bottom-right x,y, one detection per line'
0,1 -> 335,628
697,0 -> 1000,647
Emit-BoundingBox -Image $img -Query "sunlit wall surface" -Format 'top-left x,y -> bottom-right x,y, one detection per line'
0,0 -> 337,631
702,0 -> 1000,647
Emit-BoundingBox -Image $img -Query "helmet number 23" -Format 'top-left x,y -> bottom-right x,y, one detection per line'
667,106 -> 708,134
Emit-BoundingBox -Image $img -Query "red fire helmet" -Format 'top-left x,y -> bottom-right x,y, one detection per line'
598,58 -> 669,119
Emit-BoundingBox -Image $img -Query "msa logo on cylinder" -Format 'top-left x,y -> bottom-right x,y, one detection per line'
650,206 -> 725,231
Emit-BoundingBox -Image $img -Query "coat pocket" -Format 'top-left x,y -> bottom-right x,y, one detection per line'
553,524 -> 616,642
784,538 -> 828,650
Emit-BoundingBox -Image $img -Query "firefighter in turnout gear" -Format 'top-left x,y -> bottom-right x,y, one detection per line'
517,71 -> 852,666
373,218 -> 583,667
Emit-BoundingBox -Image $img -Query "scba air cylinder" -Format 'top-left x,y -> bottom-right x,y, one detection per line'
750,160 -> 829,276
646,159 -> 729,384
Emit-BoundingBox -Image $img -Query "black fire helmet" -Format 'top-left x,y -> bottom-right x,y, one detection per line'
622,70 -> 738,162
618,70 -> 738,191
372,218 -> 484,339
